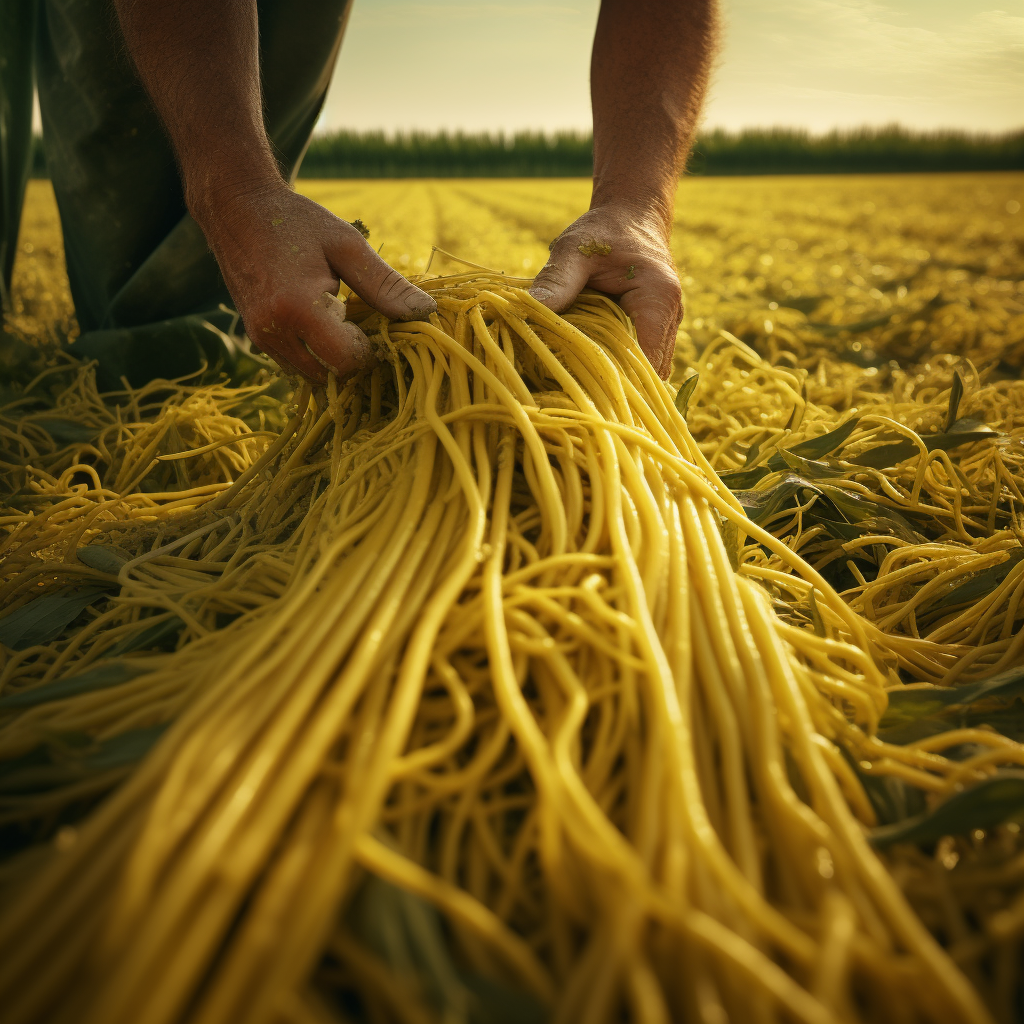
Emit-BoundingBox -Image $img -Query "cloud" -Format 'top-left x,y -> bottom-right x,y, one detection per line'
758,0 -> 1023,83
707,0 -> 1023,129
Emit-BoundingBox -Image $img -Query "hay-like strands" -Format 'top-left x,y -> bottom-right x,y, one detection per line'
0,276 -> 1019,1024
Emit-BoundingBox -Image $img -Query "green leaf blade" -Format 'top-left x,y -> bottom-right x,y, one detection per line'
674,373 -> 699,416
788,417 -> 861,461
870,771 -> 1024,847
0,587 -> 110,651
0,662 -> 146,710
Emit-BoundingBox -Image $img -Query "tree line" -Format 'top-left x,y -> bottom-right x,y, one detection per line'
30,126 -> 1023,179
296,126 -> 1023,178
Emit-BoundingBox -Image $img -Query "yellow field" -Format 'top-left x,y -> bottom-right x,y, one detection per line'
11,173 -> 1023,385
5,174 -> 1024,1024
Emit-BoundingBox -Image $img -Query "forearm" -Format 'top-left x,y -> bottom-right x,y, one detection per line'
590,0 -> 718,230
113,0 -> 281,226
111,0 -> 435,383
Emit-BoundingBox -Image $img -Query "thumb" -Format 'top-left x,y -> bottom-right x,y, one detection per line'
529,247 -> 592,314
301,292 -> 377,379
326,224 -> 436,322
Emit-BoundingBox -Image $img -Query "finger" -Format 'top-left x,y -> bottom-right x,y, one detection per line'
271,336 -> 328,384
325,224 -> 436,321
663,295 -> 685,380
617,286 -> 681,381
300,292 -> 377,379
660,328 -> 676,380
529,246 -> 592,313
254,321 -> 328,383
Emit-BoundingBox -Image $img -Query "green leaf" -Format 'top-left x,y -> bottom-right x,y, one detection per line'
28,417 -> 98,444
723,420 -> 859,488
924,549 -> 1024,614
786,417 -> 861,461
464,974 -> 547,1024
718,515 -> 740,572
77,545 -> 132,574
808,291 -> 944,337
784,381 -> 807,430
850,441 -> 920,469
104,616 -> 184,658
802,511 -> 863,542
770,447 -> 846,480
352,874 -> 545,1024
777,295 -> 826,315
850,421 -> 999,468
743,439 -> 762,467
0,724 -> 167,794
353,875 -> 470,1021
947,414 -> 991,436
0,587 -> 110,651
730,469 -> 922,547
944,372 -> 964,433
163,423 -> 192,490
674,373 -> 699,416
732,474 -> 821,523
808,511 -> 915,547
880,689 -> 969,730
860,771 -> 927,827
0,662 -> 146,710
86,724 -> 168,771
808,311 -> 898,336
815,484 -> 921,541
881,664 -> 1024,731
931,426 -> 1000,448
836,747 -> 925,827
807,588 -> 825,637
870,771 -> 1024,847
719,465 -> 771,490
935,664 -> 1024,710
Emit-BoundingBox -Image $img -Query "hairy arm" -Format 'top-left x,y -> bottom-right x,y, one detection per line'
530,0 -> 718,378
113,0 -> 435,382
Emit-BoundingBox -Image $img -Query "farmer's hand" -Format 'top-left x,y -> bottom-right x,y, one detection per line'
195,184 -> 436,383
529,204 -> 682,379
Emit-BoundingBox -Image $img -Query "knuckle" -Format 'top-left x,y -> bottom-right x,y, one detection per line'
533,264 -> 561,287
376,268 -> 407,299
646,263 -> 681,294
337,218 -> 371,248
547,233 -> 584,260
536,257 -> 578,286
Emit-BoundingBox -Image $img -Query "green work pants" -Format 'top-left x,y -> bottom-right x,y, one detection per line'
1,0 -> 352,388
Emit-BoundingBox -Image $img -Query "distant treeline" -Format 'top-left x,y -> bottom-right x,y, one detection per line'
298,130 -> 594,179
689,127 -> 1024,175
296,126 -> 1024,178
30,126 -> 1024,179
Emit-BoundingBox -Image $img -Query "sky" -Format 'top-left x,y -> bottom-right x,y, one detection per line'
316,0 -> 1024,135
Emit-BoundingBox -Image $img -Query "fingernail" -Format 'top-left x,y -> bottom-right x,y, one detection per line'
320,291 -> 347,322
529,286 -> 553,303
402,292 -> 436,318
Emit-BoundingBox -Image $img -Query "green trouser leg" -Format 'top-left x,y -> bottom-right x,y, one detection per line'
0,0 -> 37,312
29,0 -> 352,389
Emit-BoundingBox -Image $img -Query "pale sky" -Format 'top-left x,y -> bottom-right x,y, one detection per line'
317,0 -> 1024,134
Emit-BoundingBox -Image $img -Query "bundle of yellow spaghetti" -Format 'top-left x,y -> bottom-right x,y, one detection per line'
0,275 -> 1020,1024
